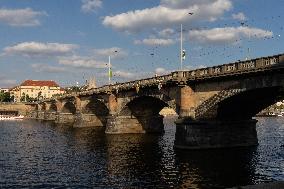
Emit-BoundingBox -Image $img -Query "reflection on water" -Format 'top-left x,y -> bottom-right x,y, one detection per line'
0,117 -> 283,188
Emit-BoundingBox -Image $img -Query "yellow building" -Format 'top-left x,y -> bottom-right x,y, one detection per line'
0,88 -> 9,93
11,80 -> 65,102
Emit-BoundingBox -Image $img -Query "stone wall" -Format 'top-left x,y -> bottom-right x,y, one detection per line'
0,103 -> 34,115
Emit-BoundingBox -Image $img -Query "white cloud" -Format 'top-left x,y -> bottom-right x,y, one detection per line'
93,47 -> 128,59
158,28 -> 175,38
0,75 -> 17,88
161,0 -> 217,9
58,55 -> 107,69
0,8 -> 46,27
81,0 -> 102,13
155,67 -> 167,75
134,38 -> 175,46
103,0 -> 232,33
113,70 -> 135,79
232,12 -> 246,21
188,26 -> 273,44
31,64 -> 68,73
3,42 -> 78,57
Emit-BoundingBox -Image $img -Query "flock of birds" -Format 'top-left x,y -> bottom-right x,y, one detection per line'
90,14 -> 284,85
141,14 -> 284,71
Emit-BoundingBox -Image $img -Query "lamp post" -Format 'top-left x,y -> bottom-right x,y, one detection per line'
180,13 -> 193,71
108,55 -> 111,85
180,24 -> 187,70
180,24 -> 183,70
108,50 -> 118,85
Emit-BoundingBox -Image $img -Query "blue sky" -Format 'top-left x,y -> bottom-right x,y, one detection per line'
0,0 -> 283,88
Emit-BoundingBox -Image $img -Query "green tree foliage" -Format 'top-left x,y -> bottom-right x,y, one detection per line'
37,91 -> 42,100
20,92 -> 26,102
64,85 -> 87,94
0,92 -> 11,102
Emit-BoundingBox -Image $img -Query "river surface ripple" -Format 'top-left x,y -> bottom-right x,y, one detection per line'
0,117 -> 283,188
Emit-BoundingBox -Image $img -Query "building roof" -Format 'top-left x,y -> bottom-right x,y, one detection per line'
20,80 -> 60,87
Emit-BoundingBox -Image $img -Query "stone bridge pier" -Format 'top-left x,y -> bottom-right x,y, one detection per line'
73,96 -> 109,127
174,73 -> 284,149
105,93 -> 167,134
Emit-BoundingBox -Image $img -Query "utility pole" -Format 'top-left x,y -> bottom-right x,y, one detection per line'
108,55 -> 111,85
180,24 -> 183,70
247,48 -> 250,60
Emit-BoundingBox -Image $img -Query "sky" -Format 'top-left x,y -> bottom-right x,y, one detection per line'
0,0 -> 284,88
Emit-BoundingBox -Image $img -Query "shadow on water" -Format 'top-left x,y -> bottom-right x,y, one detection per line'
174,147 -> 257,189
39,120 -> 170,188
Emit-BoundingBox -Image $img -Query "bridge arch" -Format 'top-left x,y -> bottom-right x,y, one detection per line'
119,96 -> 170,117
81,98 -> 109,126
49,102 -> 58,112
196,87 -> 284,120
115,95 -> 175,133
217,87 -> 283,120
61,101 -> 76,114
118,93 -> 177,115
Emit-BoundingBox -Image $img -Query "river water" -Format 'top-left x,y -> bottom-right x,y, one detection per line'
0,117 -> 283,188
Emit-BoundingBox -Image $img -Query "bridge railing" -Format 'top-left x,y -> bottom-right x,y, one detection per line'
171,53 -> 284,80
78,74 -> 173,97
51,53 -> 284,100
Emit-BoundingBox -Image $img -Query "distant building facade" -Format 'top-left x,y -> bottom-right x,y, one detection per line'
10,80 -> 65,102
0,88 -> 9,93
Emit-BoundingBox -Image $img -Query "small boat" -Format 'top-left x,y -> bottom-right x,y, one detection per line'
277,112 -> 284,117
0,115 -> 24,121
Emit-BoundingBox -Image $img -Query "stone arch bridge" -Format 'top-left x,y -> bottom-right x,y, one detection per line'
28,53 -> 284,149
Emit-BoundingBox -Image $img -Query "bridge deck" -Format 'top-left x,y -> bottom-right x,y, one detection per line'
48,53 -> 284,100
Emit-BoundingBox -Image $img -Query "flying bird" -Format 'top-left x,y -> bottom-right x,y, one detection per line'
188,12 -> 194,15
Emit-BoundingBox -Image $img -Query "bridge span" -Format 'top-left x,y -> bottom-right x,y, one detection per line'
27,53 -> 284,149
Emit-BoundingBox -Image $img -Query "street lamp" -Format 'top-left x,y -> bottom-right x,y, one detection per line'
108,50 -> 118,85
180,13 -> 193,70
180,24 -> 184,70
180,24 -> 187,70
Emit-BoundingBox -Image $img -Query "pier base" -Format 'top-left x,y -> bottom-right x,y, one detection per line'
44,112 -> 56,121
37,111 -> 45,120
174,119 -> 258,150
73,113 -> 105,127
27,111 -> 38,119
55,113 -> 75,124
105,115 -> 164,134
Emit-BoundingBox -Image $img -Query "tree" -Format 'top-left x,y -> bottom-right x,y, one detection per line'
37,91 -> 42,100
0,92 -> 4,102
21,92 -> 26,102
0,92 -> 12,102
65,86 -> 81,93
3,92 -> 10,102
26,94 -> 30,102
10,95 -> 14,102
